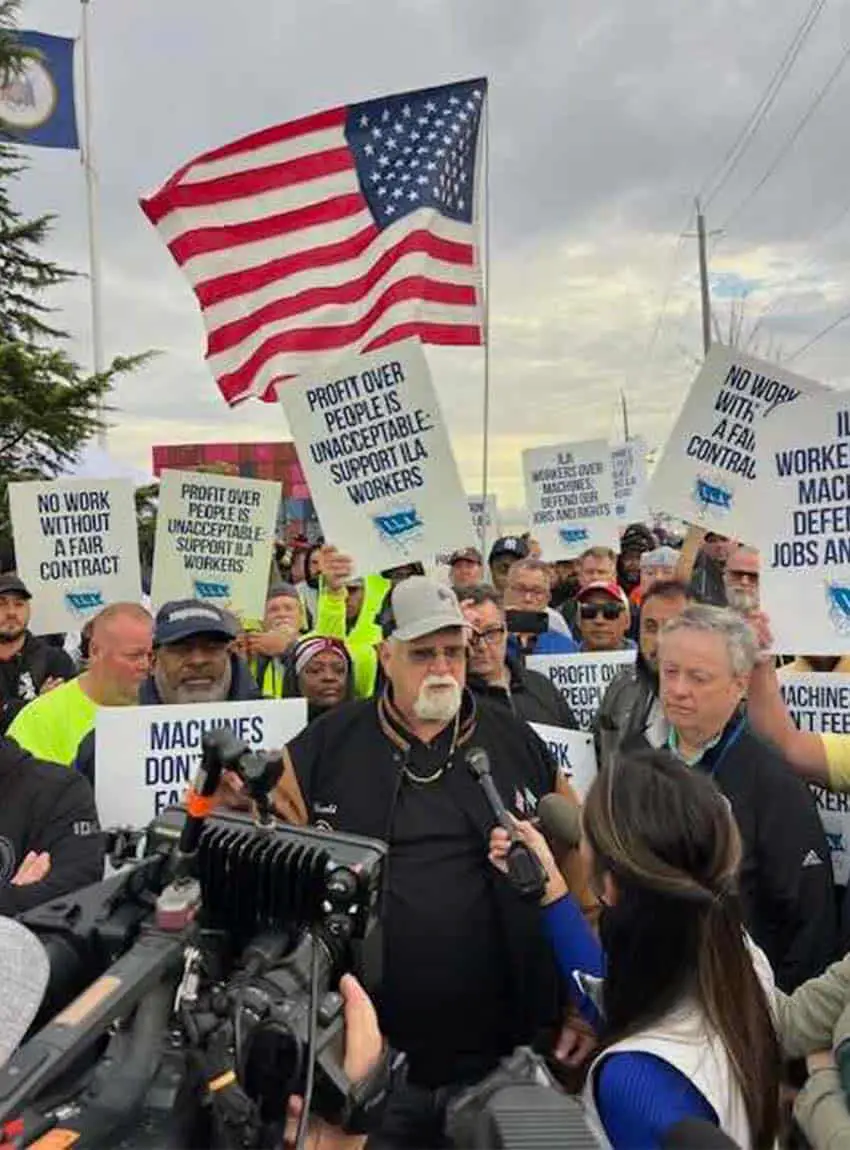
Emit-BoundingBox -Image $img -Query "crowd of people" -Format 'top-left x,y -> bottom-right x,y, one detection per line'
4,520 -> 850,1147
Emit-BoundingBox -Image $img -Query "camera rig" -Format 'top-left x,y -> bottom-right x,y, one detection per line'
0,729 -> 388,1150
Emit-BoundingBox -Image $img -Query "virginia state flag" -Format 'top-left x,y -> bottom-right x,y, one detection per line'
0,31 -> 79,150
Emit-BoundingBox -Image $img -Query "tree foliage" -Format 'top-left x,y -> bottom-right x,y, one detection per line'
0,0 -> 148,562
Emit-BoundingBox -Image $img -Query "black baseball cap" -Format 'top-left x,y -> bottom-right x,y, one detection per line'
0,573 -> 31,600
153,600 -> 238,647
488,536 -> 529,563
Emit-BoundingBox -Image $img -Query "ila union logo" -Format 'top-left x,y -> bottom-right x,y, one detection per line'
372,506 -> 423,552
558,526 -> 589,546
193,580 -> 231,601
826,582 -> 850,635
693,476 -> 733,514
64,589 -> 104,617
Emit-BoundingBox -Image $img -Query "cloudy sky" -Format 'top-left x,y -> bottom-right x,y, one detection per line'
10,0 -> 850,522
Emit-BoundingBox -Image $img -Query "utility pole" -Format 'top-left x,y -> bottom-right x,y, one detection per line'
696,198 -> 711,356
620,390 -> 630,441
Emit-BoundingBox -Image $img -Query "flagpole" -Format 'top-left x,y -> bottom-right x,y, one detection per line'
479,91 -> 491,557
80,0 -> 106,448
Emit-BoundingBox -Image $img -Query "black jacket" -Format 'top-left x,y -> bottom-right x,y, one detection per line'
468,655 -> 579,730
593,655 -> 661,770
699,713 -> 836,991
138,653 -> 262,705
0,738 -> 103,916
284,688 -> 576,1087
0,633 -> 76,734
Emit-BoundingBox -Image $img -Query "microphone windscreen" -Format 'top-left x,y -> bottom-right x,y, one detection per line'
465,746 -> 491,780
537,793 -> 583,852
0,919 -> 49,1066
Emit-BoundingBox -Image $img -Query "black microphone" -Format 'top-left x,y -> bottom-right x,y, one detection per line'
466,747 -> 547,902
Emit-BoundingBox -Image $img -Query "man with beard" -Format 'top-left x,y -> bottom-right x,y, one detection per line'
141,601 -> 261,704
592,580 -> 692,769
219,576 -> 595,1147
0,574 -> 75,734
679,527 -> 733,606
723,545 -> 761,613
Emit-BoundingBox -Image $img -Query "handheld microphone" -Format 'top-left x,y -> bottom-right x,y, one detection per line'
537,793 -> 583,853
661,1119 -> 739,1149
466,747 -> 547,902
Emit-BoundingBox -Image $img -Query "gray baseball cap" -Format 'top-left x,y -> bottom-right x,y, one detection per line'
387,576 -> 468,642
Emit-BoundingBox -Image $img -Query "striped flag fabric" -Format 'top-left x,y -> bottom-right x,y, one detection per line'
141,78 -> 486,407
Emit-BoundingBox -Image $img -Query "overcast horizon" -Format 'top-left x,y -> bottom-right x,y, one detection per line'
9,0 -> 850,524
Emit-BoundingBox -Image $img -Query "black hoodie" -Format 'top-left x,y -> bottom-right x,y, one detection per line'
0,738 -> 103,916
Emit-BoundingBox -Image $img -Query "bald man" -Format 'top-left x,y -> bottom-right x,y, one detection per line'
8,603 -> 153,766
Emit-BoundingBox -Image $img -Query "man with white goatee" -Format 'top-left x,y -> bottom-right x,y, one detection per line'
233,576 -> 596,1147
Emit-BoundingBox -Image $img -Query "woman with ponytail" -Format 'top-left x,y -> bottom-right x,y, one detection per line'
490,746 -> 781,1149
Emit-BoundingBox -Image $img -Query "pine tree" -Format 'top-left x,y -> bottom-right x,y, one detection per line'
0,0 -> 146,564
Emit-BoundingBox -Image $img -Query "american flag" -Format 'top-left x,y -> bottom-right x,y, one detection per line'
141,78 -> 486,407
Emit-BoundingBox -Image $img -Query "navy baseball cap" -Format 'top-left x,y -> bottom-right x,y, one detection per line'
153,600 -> 238,647
488,536 -> 529,563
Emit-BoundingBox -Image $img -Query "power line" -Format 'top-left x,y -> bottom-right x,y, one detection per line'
700,0 -> 828,210
786,306 -> 850,362
719,39 -> 850,232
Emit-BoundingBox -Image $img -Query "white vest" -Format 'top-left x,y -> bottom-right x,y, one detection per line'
581,943 -> 775,1150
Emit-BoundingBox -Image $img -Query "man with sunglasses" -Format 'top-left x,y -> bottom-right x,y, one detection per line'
575,582 -> 636,653
460,585 -> 579,729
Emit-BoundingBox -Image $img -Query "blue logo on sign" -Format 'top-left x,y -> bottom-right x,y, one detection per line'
372,507 -> 423,543
64,589 -> 104,616
694,477 -> 733,512
558,527 -> 589,546
826,831 -> 846,854
193,580 -> 230,601
827,583 -> 850,634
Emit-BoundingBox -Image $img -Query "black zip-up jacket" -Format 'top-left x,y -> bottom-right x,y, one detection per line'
593,655 -> 661,770
699,712 -> 837,991
0,738 -> 103,916
468,655 -> 579,730
0,633 -> 76,734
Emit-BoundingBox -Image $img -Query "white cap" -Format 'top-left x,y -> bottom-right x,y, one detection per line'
388,577 -> 468,641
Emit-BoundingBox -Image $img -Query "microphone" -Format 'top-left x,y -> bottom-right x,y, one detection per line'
537,793 -> 583,853
466,747 -> 547,902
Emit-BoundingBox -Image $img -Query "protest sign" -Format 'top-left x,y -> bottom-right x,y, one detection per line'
151,469 -> 279,622
754,388 -> 850,654
95,699 -> 307,829
527,650 -> 636,730
647,345 -> 826,539
611,437 -> 649,525
522,439 -> 618,560
528,723 -> 597,799
279,339 -> 474,574
8,478 -> 142,634
467,493 -> 499,544
779,672 -> 850,883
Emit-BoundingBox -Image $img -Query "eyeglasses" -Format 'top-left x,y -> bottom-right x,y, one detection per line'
470,626 -> 507,647
726,570 -> 759,584
509,583 -> 548,602
579,603 -> 624,621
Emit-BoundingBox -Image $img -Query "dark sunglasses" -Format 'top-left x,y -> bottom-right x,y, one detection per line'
579,603 -> 624,621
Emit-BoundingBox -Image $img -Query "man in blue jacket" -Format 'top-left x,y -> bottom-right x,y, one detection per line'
503,559 -> 578,659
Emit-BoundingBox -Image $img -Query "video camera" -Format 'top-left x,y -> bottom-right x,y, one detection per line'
0,729 -> 388,1150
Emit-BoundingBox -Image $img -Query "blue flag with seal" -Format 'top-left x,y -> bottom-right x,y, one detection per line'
0,31 -> 78,150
